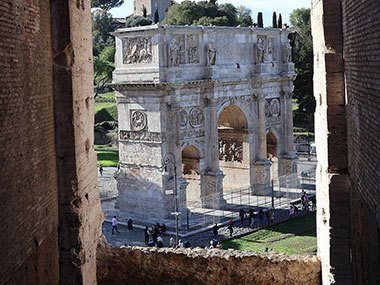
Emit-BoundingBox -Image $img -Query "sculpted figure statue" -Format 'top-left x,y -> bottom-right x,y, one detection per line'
207,40 -> 216,66
168,39 -> 179,66
256,38 -> 265,63
285,39 -> 292,62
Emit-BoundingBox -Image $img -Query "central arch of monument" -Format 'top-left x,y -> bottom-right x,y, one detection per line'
112,25 -> 297,220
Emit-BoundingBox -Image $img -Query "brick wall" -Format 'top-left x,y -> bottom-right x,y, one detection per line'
311,0 -> 352,283
0,0 -> 59,283
342,0 -> 380,283
0,0 -> 103,283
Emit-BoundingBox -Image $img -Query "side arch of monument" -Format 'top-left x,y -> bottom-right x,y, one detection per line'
181,144 -> 204,204
217,103 -> 251,192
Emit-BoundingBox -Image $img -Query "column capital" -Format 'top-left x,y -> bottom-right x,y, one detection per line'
254,93 -> 267,101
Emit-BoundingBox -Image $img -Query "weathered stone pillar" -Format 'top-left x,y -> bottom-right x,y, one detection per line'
177,177 -> 189,226
253,95 -> 271,195
278,92 -> 297,176
201,101 -> 226,208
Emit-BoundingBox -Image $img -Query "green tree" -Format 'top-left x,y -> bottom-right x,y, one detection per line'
125,16 -> 152,27
289,8 -> 314,131
162,1 -> 201,25
162,0 -> 240,27
237,6 -> 253,27
91,0 -> 124,10
154,9 -> 159,23
272,12 -> 277,28
93,46 -> 115,96
218,3 -> 238,26
194,16 -> 229,26
278,13 -> 283,28
92,9 -> 120,56
257,12 -> 263,28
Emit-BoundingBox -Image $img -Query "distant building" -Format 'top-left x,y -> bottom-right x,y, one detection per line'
133,0 -> 172,22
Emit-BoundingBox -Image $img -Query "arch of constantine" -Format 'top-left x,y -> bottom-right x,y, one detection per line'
112,25 -> 297,219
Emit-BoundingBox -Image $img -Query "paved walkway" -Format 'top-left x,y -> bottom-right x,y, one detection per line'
104,208 -> 314,248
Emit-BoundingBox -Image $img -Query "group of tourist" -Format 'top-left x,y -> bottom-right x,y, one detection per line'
239,208 -> 275,229
205,239 -> 223,249
144,223 -> 167,247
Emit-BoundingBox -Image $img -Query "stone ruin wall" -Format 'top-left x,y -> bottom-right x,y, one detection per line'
342,0 -> 380,283
0,0 -> 59,283
97,238 -> 321,284
313,0 -> 380,283
0,0 -> 103,283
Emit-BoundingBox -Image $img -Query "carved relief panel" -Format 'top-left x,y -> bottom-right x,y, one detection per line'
218,139 -> 243,163
186,34 -> 199,64
189,107 -> 203,127
267,37 -> 276,61
130,110 -> 147,131
265,98 -> 281,125
179,107 -> 204,140
123,37 -> 152,64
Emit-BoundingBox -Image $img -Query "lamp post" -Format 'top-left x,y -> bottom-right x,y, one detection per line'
162,152 -> 180,246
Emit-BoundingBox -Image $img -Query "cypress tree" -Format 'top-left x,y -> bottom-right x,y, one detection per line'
278,13 -> 283,28
272,12 -> 277,28
154,9 -> 159,23
257,12 -> 263,28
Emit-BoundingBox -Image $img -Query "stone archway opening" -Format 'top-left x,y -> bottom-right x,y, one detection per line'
266,132 -> 278,180
217,104 -> 250,191
181,145 -> 201,203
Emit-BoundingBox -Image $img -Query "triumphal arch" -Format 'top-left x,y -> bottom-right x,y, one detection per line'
112,25 -> 297,219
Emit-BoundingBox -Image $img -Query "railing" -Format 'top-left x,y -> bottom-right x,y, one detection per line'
100,172 -> 316,231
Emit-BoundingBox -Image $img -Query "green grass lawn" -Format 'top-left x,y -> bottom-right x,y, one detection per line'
223,212 -> 317,255
95,144 -> 118,151
96,150 -> 119,167
95,91 -> 116,103
95,102 -> 117,113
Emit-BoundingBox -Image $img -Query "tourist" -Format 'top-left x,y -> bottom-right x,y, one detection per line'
99,163 -> 103,177
127,218 -> 133,230
263,247 -> 268,253
111,216 -> 120,234
258,209 -> 264,227
239,208 -> 246,225
144,226 -> 149,245
268,209 -> 274,225
216,242 -> 223,249
169,237 -> 175,248
212,223 -> 219,236
178,239 -> 184,248
288,206 -> 295,219
156,235 -> 164,248
228,222 -> 234,237
160,223 -> 166,234
209,240 -> 214,249
152,225 -> 158,242
249,209 -> 255,228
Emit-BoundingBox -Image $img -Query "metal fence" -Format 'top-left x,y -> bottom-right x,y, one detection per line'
99,171 -> 316,230
178,172 -> 316,229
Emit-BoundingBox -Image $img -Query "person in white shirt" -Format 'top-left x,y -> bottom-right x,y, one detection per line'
111,216 -> 120,234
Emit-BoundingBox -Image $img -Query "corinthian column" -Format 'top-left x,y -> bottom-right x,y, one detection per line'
258,96 -> 267,160
252,94 -> 271,195
285,92 -> 296,156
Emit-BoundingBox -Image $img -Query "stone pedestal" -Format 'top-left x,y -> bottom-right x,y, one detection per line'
201,171 -> 226,209
253,63 -> 274,74
278,155 -> 298,177
252,160 -> 271,195
178,177 -> 189,226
